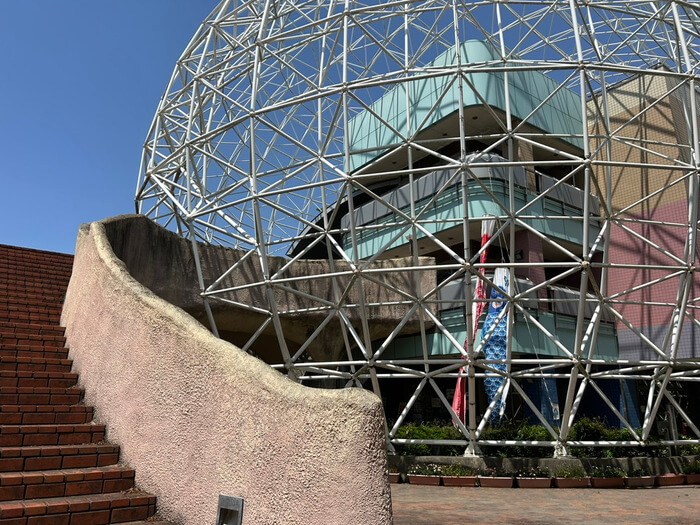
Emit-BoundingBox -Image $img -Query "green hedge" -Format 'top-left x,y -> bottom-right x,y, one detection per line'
568,417 -> 666,458
391,417 -> 692,458
479,420 -> 554,458
393,421 -> 464,456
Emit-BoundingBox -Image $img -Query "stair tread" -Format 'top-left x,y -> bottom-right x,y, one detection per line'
0,489 -> 156,518
0,387 -> 82,395
0,321 -> 65,332
0,423 -> 105,434
0,465 -> 135,484
0,357 -> 71,365
0,444 -> 118,456
0,424 -> 105,447
0,343 -> 66,351
0,406 -> 89,413
0,372 -> 77,378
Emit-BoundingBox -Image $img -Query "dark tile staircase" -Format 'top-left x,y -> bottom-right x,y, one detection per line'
0,245 -> 171,524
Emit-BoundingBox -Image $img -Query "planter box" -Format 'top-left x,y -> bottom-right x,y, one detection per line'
590,477 -> 625,489
554,477 -> 589,488
478,477 -> 514,488
408,475 -> 441,486
442,476 -> 477,487
624,476 -> 655,488
656,474 -> 685,486
684,473 -> 700,485
388,473 -> 401,484
517,477 -> 552,488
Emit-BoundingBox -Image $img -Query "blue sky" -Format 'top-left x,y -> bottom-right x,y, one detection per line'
0,1 -> 220,254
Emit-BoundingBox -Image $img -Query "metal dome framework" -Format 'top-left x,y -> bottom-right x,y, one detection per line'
136,0 -> 700,457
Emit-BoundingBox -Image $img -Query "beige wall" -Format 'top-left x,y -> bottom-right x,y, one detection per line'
61,218 -> 392,524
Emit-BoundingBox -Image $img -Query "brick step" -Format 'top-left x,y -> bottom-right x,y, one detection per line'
0,300 -> 63,314
0,320 -> 60,331
0,322 -> 65,338
0,266 -> 71,276
0,313 -> 62,326
0,489 -> 155,523
0,280 -> 70,295
0,371 -> 78,390
0,372 -> 78,389
0,253 -> 72,264
0,264 -> 72,274
0,335 -> 67,349
0,308 -> 61,322
0,284 -> 68,296
0,296 -> 65,314
0,259 -> 72,268
0,387 -> 83,407
0,259 -> 72,272
0,253 -> 71,262
0,286 -> 66,299
0,347 -> 69,361
0,298 -> 65,313
0,466 -> 135,502
0,334 -> 66,348
0,357 -> 73,374
0,309 -> 61,320
0,255 -> 73,270
0,255 -> 71,266
0,445 -> 119,473
0,406 -> 93,426
0,289 -> 65,302
0,276 -> 71,291
0,244 -> 73,257
0,314 -> 59,326
0,275 -> 69,286
0,424 -> 105,447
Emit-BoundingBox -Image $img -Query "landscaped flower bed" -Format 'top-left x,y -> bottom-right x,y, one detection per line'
477,467 -> 515,488
589,466 -> 626,488
682,459 -> 700,484
440,464 -> 478,487
392,464 -> 697,489
516,467 -> 552,488
388,441 -> 700,489
624,469 -> 654,488
407,464 -> 442,485
553,466 -> 589,488
655,473 -> 685,486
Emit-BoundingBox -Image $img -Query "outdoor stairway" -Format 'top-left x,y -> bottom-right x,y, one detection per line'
0,245 -> 170,524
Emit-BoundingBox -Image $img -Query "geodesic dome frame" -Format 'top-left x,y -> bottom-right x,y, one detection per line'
136,0 -> 700,457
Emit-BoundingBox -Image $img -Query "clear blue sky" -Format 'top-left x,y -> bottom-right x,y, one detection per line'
0,1 -> 221,254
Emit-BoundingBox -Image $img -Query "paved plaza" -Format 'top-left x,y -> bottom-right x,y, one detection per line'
391,484 -> 700,524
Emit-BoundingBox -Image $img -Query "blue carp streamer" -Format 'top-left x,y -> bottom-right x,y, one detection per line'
482,268 -> 509,425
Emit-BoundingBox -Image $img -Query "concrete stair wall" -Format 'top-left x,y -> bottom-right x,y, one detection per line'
0,244 -> 167,525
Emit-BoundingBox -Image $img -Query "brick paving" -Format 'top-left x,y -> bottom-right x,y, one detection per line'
391,484 -> 700,524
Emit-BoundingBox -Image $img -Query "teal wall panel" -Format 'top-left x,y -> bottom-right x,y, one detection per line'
348,40 -> 583,171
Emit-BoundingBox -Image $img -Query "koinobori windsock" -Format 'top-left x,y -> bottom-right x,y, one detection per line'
452,216 -> 496,424
482,267 -> 510,424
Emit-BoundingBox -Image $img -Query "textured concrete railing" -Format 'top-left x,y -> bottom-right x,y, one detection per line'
61,216 -> 392,524
100,215 -> 435,364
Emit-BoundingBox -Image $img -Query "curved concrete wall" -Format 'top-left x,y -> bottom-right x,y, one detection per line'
61,217 -> 392,524
101,215 -> 435,363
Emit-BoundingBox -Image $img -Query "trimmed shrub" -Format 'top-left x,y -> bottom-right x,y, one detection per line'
479,420 -> 554,458
393,421 -> 464,456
